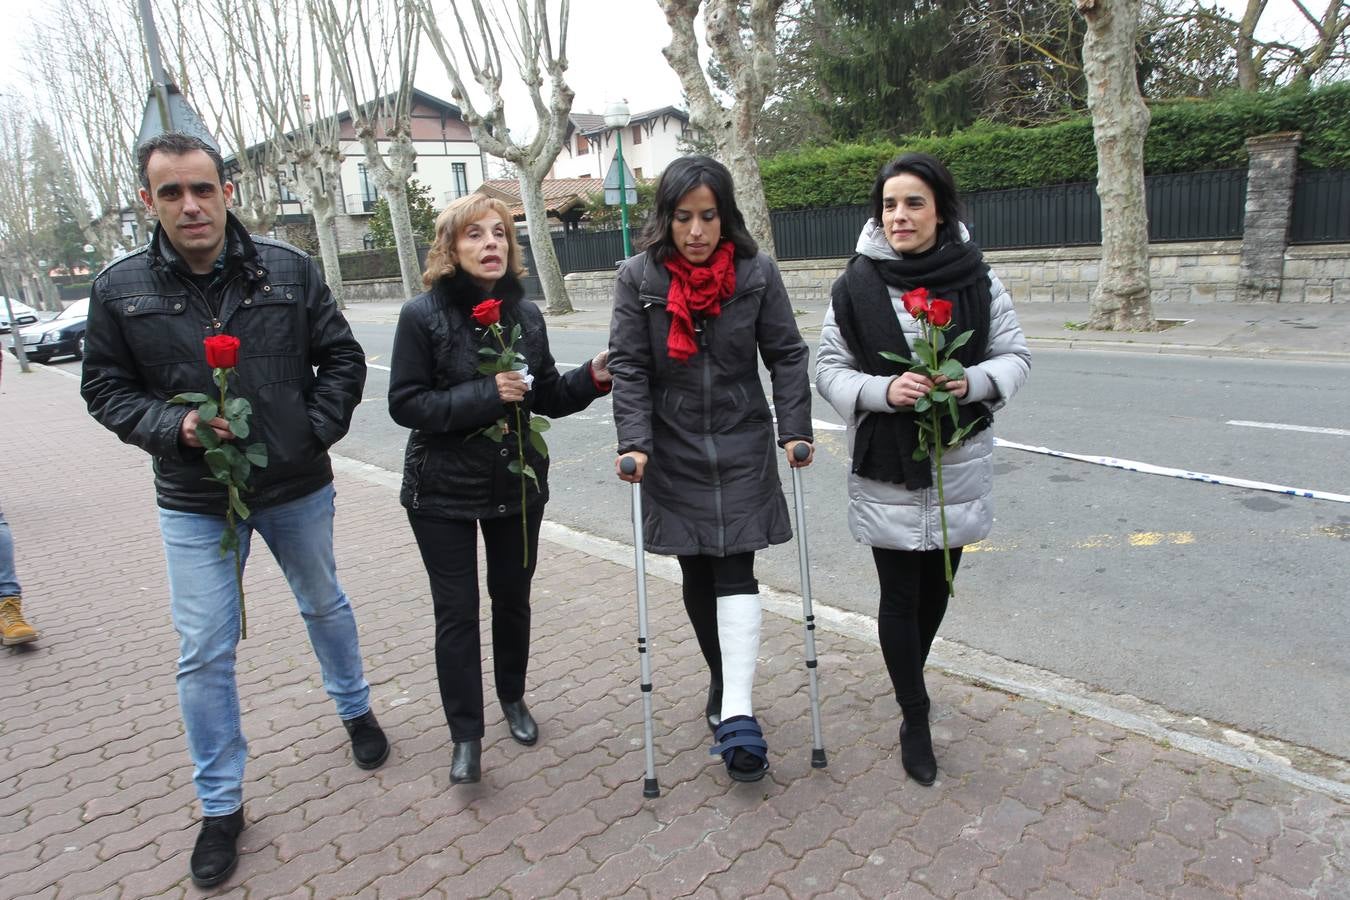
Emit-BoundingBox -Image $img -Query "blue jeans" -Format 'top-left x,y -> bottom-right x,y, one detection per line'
159,483 -> 370,816
0,504 -> 20,598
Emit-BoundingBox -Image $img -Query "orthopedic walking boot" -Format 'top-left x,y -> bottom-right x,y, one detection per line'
189,807 -> 245,888
899,702 -> 937,786
342,710 -> 390,770
501,699 -> 538,745
450,740 -> 482,784
0,597 -> 37,646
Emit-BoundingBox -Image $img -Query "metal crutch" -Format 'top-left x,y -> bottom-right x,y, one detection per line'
621,455 -> 661,798
790,442 -> 828,768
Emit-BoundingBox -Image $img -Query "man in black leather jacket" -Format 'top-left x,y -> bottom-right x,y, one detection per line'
81,133 -> 389,889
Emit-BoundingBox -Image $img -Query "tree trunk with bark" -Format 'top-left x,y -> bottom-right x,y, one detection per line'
294,156 -> 347,309
1078,0 -> 1154,331
356,129 -> 421,298
659,0 -> 784,257
416,0 -> 576,314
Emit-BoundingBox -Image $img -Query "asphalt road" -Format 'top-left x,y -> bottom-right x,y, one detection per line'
37,324 -> 1349,759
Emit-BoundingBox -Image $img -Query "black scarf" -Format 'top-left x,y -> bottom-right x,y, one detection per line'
831,240 -> 994,489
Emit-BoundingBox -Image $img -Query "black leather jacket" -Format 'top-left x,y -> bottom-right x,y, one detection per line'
82,214 -> 366,514
388,270 -> 607,520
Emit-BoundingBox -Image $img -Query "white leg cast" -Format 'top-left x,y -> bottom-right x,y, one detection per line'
717,593 -> 761,721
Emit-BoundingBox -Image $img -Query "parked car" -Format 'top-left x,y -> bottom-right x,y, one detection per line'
11,298 -> 88,364
0,297 -> 40,335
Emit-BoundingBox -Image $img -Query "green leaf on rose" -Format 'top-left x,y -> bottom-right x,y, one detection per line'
509,323 -> 522,344
878,350 -> 908,363
945,329 -> 974,354
204,447 -> 231,479
245,443 -> 268,467
930,390 -> 950,404
939,360 -> 965,381
914,395 -> 932,413
528,430 -> 548,457
947,395 -> 959,421
479,346 -> 499,357
229,489 -> 250,520
228,417 -> 250,439
196,423 -> 221,450
199,401 -> 219,422
529,418 -> 550,433
911,337 -> 933,360
169,392 -> 211,405
912,446 -> 929,461
224,397 -> 251,418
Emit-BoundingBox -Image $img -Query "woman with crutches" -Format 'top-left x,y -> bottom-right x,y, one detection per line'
608,155 -> 813,783
815,153 -> 1030,786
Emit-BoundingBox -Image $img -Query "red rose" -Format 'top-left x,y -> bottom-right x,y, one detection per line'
203,334 -> 241,369
901,287 -> 930,318
927,299 -> 953,327
472,298 -> 502,326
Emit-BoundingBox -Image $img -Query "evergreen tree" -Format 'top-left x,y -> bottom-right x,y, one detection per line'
368,179 -> 438,250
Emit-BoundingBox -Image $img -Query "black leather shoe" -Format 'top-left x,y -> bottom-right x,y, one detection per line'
705,679 -> 723,734
450,740 -> 481,784
342,710 -> 390,770
899,720 -> 937,786
501,699 -> 538,745
189,807 -> 245,888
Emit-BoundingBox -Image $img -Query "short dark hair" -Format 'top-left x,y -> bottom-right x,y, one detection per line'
870,152 -> 963,248
638,155 -> 758,262
136,132 -> 226,190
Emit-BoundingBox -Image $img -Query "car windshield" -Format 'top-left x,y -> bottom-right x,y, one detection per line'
54,298 -> 89,320
1,298 -> 38,317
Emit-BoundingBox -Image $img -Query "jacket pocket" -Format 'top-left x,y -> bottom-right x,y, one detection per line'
118,294 -> 194,365
234,284 -> 299,357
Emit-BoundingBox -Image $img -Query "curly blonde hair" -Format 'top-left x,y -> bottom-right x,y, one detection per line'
421,194 -> 527,288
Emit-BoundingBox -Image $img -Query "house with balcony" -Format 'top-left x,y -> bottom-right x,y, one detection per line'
549,105 -> 696,183
226,88 -> 487,252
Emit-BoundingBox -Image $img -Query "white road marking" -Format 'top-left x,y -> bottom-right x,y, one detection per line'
1227,419 -> 1350,437
995,438 -> 1350,503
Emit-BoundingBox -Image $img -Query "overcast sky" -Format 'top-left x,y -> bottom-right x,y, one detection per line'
0,0 -> 1329,137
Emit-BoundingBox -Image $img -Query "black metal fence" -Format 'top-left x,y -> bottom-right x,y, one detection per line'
533,168 -> 1344,275
1290,170 -> 1350,244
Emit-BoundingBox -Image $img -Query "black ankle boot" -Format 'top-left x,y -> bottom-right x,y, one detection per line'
705,678 -> 723,734
342,710 -> 390,770
189,807 -> 245,887
501,699 -> 538,745
899,719 -> 937,786
451,740 -> 481,784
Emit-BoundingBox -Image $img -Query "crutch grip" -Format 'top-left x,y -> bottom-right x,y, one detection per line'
620,456 -> 637,475
792,442 -> 810,461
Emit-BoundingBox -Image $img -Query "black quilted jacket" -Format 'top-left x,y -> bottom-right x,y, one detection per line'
387,269 -> 607,521
81,214 -> 367,514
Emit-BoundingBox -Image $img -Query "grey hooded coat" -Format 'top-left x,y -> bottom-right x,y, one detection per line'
608,250 -> 813,556
815,221 -> 1031,551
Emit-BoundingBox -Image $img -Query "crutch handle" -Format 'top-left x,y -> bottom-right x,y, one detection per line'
620,456 -> 637,475
793,442 -> 810,461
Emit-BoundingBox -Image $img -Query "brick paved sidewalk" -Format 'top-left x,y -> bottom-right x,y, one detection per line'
1,367 -> 1346,899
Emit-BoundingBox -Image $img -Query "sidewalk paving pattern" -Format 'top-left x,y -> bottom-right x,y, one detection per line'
2,359 -> 1347,898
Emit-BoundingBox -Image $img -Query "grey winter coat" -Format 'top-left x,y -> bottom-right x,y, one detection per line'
608,250 -> 813,556
815,221 -> 1030,551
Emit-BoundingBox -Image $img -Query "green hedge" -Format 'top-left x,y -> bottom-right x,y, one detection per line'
761,83 -> 1350,210
332,245 -> 430,281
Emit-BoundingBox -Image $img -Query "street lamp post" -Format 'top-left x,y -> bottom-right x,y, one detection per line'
604,100 -> 633,258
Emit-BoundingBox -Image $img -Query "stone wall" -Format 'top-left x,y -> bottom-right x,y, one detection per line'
350,242 -> 1350,306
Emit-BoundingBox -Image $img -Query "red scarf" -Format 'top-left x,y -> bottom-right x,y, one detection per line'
662,241 -> 737,362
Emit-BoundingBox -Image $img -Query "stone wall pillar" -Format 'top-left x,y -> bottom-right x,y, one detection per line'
1237,131 -> 1301,303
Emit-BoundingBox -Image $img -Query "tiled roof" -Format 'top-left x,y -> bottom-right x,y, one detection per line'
476,177 -> 605,219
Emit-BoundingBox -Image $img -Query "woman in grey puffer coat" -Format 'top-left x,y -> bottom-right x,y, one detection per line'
609,156 -> 813,783
816,153 -> 1030,786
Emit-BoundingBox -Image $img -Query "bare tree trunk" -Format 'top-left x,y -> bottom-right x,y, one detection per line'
659,0 -> 785,257
1,289 -> 31,374
311,190 -> 346,309
364,133 -> 421,296
1236,0 -> 1268,89
1078,0 -> 1153,331
416,0 -> 576,314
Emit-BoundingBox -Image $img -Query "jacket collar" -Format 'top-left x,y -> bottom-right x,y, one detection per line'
147,211 -> 263,282
637,249 -> 764,304
435,267 -> 526,311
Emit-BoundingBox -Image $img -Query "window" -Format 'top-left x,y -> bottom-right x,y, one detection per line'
631,125 -> 643,146
357,163 -> 378,212
452,162 -> 469,198
634,167 -> 643,179
278,181 -> 297,203
577,133 -> 590,155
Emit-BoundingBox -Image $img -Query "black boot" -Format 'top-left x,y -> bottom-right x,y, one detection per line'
342,710 -> 390,770
450,740 -> 481,784
899,715 -> 937,786
189,807 -> 245,888
705,677 -> 723,734
501,699 -> 538,745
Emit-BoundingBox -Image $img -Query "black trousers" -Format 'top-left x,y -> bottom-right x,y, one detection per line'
676,552 -> 758,684
872,547 -> 963,715
409,508 -> 543,742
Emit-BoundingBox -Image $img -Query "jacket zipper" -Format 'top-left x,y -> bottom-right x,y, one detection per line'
699,321 -> 725,555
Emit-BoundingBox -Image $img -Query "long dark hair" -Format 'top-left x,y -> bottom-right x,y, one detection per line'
870,152 -> 964,248
638,155 -> 758,262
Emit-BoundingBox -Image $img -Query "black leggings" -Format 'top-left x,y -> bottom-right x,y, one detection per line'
408,508 -> 543,741
676,552 -> 758,684
872,547 -> 963,714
